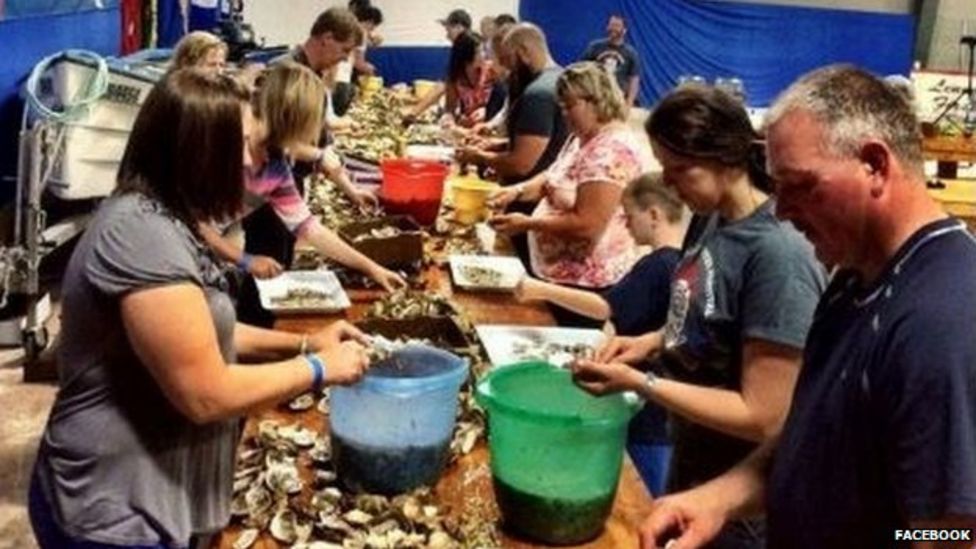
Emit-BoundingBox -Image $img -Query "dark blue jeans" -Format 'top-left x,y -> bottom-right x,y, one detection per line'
29,470 -> 179,549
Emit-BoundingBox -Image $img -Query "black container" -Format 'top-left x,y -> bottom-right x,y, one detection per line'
339,216 -> 424,269
355,316 -> 470,351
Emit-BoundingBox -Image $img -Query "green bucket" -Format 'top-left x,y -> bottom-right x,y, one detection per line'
475,362 -> 640,545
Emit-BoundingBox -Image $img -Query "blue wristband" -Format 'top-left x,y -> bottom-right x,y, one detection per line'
305,353 -> 326,391
237,253 -> 254,272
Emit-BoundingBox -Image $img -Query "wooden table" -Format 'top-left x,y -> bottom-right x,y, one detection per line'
923,135 -> 976,179
212,263 -> 653,549
928,178 -> 976,230
923,135 -> 976,164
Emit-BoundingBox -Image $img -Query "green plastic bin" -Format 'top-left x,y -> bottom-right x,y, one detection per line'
475,362 -> 639,545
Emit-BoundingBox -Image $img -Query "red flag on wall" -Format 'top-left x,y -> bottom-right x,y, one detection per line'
121,0 -> 143,54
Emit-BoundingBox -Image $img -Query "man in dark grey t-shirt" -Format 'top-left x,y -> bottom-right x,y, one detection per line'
456,23 -> 568,186
582,15 -> 640,106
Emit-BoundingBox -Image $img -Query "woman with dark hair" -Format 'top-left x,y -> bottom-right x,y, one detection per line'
570,84 -> 826,548
28,69 -> 371,549
407,30 -> 504,127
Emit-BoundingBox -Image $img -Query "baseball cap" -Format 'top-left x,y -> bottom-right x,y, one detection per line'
438,9 -> 472,29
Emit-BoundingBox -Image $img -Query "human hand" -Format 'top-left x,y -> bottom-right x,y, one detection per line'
596,333 -> 659,364
308,320 -> 370,352
486,186 -> 520,210
570,359 -> 644,395
514,276 -> 543,303
351,187 -> 380,208
369,266 -> 408,292
639,490 -> 728,549
455,145 -> 485,166
487,212 -> 532,235
247,255 -> 284,279
319,340 -> 370,386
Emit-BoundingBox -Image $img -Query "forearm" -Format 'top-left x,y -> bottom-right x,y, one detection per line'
638,377 -> 770,442
301,224 -> 378,275
234,323 -> 304,362
198,223 -> 243,264
528,211 -> 604,240
197,357 -> 314,422
512,172 -> 547,202
325,165 -> 359,202
695,438 -> 775,520
627,78 -> 639,106
527,280 -> 611,320
412,86 -> 445,116
481,150 -> 533,180
290,142 -> 322,164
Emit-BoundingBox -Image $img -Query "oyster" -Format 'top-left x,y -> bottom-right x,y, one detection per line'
269,507 -> 312,545
278,423 -> 316,447
231,528 -> 258,549
288,392 -> 317,411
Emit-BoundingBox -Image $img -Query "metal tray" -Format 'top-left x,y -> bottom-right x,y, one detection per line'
475,325 -> 606,368
448,254 -> 526,292
255,270 -> 351,314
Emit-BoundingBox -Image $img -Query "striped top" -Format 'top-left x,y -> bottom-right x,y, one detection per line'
242,150 -> 321,237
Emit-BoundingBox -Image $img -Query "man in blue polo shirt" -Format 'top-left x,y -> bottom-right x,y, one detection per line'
639,65 -> 976,549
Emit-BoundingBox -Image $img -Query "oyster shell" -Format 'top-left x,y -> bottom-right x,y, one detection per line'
231,528 -> 258,549
288,392 -> 317,411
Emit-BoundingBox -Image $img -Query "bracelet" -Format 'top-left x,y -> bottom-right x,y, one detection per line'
645,370 -> 661,391
298,334 -> 309,356
236,253 -> 254,271
305,353 -> 326,391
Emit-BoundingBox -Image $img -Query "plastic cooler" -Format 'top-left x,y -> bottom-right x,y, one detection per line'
476,362 -> 639,545
379,159 -> 450,226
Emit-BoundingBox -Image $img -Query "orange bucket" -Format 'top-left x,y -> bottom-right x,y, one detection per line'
379,159 -> 450,225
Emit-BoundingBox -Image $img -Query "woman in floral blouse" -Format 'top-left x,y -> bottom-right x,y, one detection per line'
489,61 -> 653,326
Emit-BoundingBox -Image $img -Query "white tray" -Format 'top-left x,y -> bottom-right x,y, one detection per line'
449,255 -> 526,291
255,270 -> 351,314
475,325 -> 606,367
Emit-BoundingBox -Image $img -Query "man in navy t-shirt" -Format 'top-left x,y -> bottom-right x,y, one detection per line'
639,65 -> 976,548
581,15 -> 641,106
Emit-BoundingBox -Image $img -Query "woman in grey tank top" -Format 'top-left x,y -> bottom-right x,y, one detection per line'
29,69 -> 371,548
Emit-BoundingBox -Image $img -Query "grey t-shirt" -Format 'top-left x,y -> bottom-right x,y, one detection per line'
36,193 -> 238,546
655,199 -> 826,491
504,66 -> 569,185
582,39 -> 640,97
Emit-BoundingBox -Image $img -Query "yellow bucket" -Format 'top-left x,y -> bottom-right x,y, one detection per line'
413,79 -> 439,99
360,75 -> 384,96
451,175 -> 500,225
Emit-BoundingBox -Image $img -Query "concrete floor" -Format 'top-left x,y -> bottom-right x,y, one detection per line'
0,320 -> 59,549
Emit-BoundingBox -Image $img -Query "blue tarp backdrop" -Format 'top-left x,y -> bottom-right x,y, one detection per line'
520,0 -> 915,107
0,0 -> 917,201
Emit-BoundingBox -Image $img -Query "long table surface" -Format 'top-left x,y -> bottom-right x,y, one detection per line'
212,260 -> 654,549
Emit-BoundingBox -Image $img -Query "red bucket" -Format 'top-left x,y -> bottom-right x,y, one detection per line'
380,159 -> 450,226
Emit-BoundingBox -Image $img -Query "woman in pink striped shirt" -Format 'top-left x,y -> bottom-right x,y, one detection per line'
201,63 -> 405,291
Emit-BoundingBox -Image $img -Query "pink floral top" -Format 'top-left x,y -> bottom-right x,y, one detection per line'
529,125 -> 653,288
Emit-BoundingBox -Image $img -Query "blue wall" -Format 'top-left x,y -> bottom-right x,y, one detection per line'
0,7 -> 120,202
520,0 -> 915,108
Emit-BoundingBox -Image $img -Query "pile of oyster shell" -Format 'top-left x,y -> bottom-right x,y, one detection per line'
307,176 -> 383,231
230,416 -> 496,549
334,90 -> 441,164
